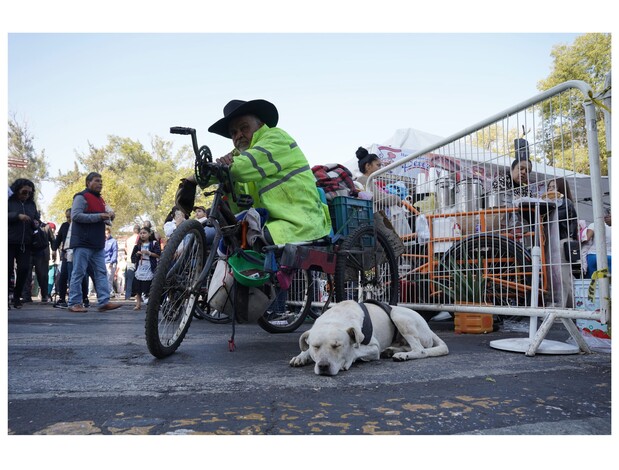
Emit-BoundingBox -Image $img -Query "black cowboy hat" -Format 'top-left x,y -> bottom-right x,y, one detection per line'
208,99 -> 279,138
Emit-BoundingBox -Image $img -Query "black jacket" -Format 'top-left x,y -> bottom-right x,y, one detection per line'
556,198 -> 578,240
7,196 -> 39,246
53,221 -> 70,251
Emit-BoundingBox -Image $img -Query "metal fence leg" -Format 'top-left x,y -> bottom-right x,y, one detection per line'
560,318 -> 592,354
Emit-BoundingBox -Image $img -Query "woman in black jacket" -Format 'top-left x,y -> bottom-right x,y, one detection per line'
8,178 -> 40,308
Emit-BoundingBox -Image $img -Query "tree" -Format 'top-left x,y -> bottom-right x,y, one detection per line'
536,33 -> 611,175
7,116 -> 50,204
48,135 -> 197,233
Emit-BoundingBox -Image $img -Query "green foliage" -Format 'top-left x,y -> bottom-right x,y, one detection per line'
536,33 -> 611,175
47,134 -> 201,234
7,115 -> 50,206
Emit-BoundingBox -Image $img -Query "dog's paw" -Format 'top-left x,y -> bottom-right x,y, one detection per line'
392,352 -> 411,362
290,354 -> 309,367
381,347 -> 396,359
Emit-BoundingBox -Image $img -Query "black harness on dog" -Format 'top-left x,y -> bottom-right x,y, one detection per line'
358,300 -> 394,345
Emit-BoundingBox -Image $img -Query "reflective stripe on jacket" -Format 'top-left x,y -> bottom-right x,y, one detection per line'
228,125 -> 331,244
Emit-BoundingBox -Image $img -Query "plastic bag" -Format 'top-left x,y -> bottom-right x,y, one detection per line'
207,259 -> 235,314
207,258 -> 275,322
387,204 -> 413,237
416,214 -> 430,243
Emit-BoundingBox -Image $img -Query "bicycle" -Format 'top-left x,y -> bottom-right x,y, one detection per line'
145,127 -> 400,358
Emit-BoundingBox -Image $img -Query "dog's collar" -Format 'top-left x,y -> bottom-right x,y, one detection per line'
358,303 -> 374,345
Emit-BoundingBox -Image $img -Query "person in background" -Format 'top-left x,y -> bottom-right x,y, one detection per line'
355,147 -> 403,209
8,178 -> 39,309
491,156 -> 532,200
104,227 -> 118,297
67,172 -> 121,313
63,219 -> 91,308
52,209 -> 73,308
355,146 -> 412,236
124,224 -> 140,300
163,206 -> 188,238
546,178 -> 578,308
582,208 -> 612,278
489,156 -> 533,232
115,251 -> 127,297
22,220 -> 55,303
142,220 -> 160,243
193,205 -> 209,222
131,226 -> 161,311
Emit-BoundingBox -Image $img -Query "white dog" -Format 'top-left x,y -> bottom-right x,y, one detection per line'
290,300 -> 449,376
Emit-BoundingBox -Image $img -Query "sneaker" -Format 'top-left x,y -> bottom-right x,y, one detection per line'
83,299 -> 91,308
13,299 -> 23,309
68,305 -> 88,313
53,300 -> 68,309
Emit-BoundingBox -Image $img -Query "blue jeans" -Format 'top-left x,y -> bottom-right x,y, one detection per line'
69,247 -> 110,307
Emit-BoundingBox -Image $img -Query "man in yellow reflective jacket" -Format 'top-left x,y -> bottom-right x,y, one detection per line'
179,99 -> 331,247
210,99 -> 331,245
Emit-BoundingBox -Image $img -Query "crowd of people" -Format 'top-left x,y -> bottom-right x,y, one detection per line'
7,173 -> 172,312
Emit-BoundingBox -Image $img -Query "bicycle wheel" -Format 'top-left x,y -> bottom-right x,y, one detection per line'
145,219 -> 207,358
439,234 -> 533,307
334,225 -> 399,304
257,268 -> 313,333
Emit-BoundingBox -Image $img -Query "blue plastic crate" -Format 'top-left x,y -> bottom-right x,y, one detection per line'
328,196 -> 373,237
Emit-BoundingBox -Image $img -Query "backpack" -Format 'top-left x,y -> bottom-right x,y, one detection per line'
32,224 -> 49,251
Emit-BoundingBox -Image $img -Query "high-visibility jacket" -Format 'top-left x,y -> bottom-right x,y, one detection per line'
227,124 -> 331,244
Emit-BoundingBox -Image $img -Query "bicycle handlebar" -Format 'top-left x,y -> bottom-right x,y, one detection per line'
170,126 -> 194,135
170,125 -> 241,204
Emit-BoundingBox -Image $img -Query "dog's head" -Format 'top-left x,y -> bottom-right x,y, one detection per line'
298,321 -> 364,376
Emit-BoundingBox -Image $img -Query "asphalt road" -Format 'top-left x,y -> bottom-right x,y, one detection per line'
8,300 -> 611,437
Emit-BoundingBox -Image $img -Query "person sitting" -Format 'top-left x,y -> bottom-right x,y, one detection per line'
175,98 -> 332,250
355,147 -> 412,236
582,208 -> 611,278
488,155 -> 533,233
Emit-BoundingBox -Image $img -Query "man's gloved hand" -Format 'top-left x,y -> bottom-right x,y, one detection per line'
175,176 -> 198,216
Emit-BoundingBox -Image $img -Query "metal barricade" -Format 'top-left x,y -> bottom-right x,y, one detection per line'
369,80 -> 610,355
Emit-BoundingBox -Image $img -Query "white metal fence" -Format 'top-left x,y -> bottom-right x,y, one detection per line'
369,80 -> 610,354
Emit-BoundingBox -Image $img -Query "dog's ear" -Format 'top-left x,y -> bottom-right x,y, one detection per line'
347,327 -> 363,348
299,331 -> 311,351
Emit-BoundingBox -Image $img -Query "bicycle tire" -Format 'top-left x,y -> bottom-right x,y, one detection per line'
334,225 -> 399,304
439,234 -> 533,307
256,268 -> 313,333
145,219 -> 207,358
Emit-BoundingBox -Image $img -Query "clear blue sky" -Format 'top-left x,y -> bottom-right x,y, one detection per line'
7,32 -> 582,214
